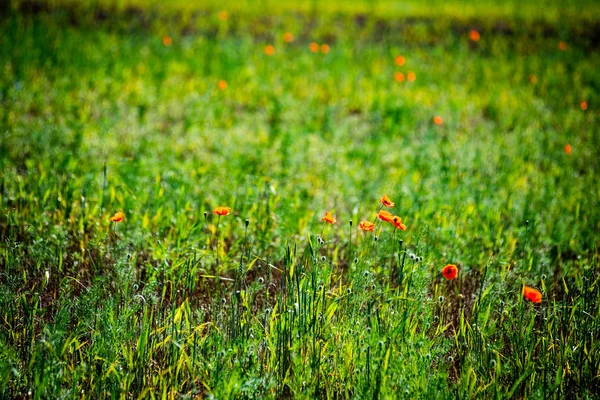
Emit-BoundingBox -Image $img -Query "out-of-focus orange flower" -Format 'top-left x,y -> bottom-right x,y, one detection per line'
407,71 -> 416,82
162,35 -> 172,46
433,116 -> 443,125
213,207 -> 232,216
320,44 -> 330,54
394,72 -> 405,82
469,29 -> 480,42
109,212 -> 125,222
564,143 -> 572,155
265,45 -> 275,56
378,210 -> 393,222
441,264 -> 458,280
558,41 -> 567,51
218,10 -> 229,21
380,194 -> 394,208
391,216 -> 406,231
359,220 -> 375,232
523,286 -> 542,303
283,32 -> 294,43
580,100 -> 588,110
309,42 -> 319,53
322,211 -> 336,224
395,55 -> 405,66
529,74 -> 537,84
218,80 -> 228,90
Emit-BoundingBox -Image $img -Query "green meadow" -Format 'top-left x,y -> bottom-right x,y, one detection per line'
1,0 -> 599,398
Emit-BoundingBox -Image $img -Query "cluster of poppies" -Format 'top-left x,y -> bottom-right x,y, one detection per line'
108,200 -> 543,304
321,194 -> 406,232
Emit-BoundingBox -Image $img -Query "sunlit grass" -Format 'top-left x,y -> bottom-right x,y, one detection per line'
1,0 -> 599,398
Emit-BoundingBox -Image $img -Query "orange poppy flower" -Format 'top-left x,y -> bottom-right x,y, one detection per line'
558,41 -> 567,51
309,42 -> 319,53
580,100 -> 588,110
469,29 -> 480,42
320,44 -> 330,54
523,286 -> 542,303
407,71 -> 416,82
433,116 -> 443,125
162,35 -> 172,47
380,194 -> 395,207
378,210 -> 393,222
359,220 -> 375,232
109,212 -> 125,222
265,45 -> 275,56
283,32 -> 294,43
218,10 -> 229,21
394,72 -> 405,82
391,216 -> 406,231
213,206 -> 232,216
564,143 -> 572,155
441,264 -> 458,280
529,74 -> 537,84
322,211 -> 336,224
395,55 -> 405,66
218,80 -> 227,90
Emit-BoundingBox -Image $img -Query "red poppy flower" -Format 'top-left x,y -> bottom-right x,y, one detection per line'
309,42 -> 319,53
395,55 -> 405,66
580,100 -> 588,111
378,210 -> 393,222
564,144 -> 572,155
433,116 -> 443,125
264,45 -> 275,56
523,286 -> 542,303
394,72 -> 405,82
322,211 -> 336,224
380,194 -> 394,208
442,264 -> 458,280
213,207 -> 231,216
469,29 -> 480,42
391,216 -> 406,231
359,220 -> 375,232
109,212 -> 125,222
283,32 -> 294,43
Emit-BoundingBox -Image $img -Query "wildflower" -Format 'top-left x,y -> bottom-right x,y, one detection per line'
265,45 -> 275,56
320,44 -> 330,54
309,42 -> 319,53
469,29 -> 480,42
391,216 -> 406,231
218,80 -> 227,90
564,143 -> 572,155
162,35 -> 172,47
558,41 -> 567,51
529,74 -> 537,84
394,72 -> 405,82
218,10 -> 229,21
380,194 -> 395,207
433,116 -> 443,125
580,100 -> 588,110
523,286 -> 542,303
395,55 -> 405,66
359,220 -> 375,232
213,206 -> 232,216
322,211 -> 336,224
441,264 -> 458,280
109,212 -> 125,222
283,32 -> 294,43
378,210 -> 393,222
407,71 -> 416,82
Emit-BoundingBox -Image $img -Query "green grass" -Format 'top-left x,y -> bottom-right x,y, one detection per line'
1,0 -> 599,398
